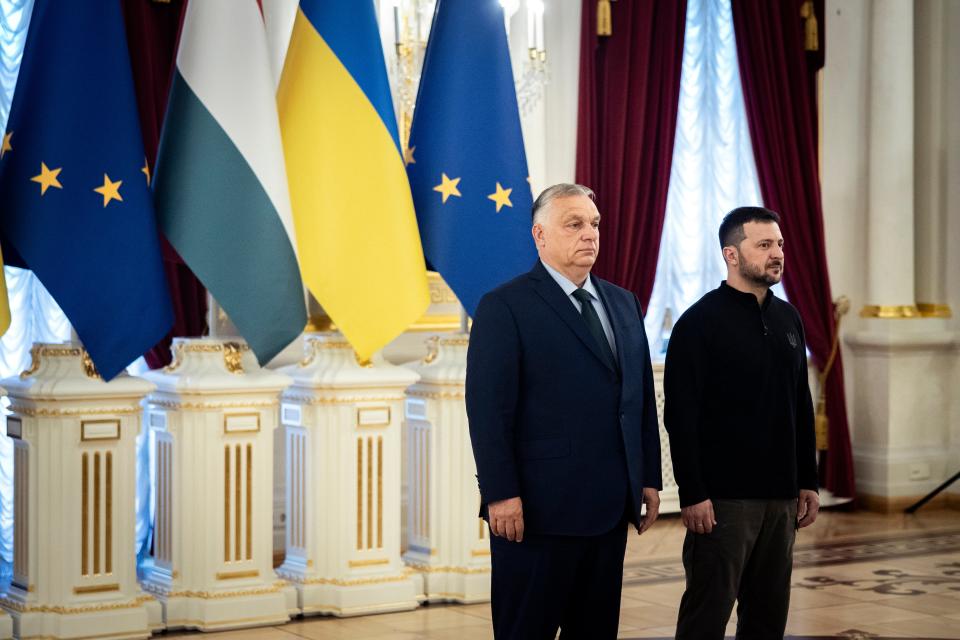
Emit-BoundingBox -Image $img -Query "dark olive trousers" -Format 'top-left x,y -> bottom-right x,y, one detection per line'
675,499 -> 798,640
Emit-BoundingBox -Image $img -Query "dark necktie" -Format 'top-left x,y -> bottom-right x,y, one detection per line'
571,288 -> 617,370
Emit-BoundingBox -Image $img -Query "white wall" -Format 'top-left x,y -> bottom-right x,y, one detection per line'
821,0 -> 960,503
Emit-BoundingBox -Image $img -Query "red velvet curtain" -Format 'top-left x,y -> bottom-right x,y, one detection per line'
123,0 -> 208,368
732,0 -> 855,498
575,0 -> 687,308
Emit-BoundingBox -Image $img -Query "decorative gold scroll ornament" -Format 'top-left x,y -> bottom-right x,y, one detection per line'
19,344 -> 101,380
164,341 -> 248,375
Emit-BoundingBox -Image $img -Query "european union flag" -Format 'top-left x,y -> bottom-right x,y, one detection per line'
0,0 -> 173,380
407,0 -> 537,316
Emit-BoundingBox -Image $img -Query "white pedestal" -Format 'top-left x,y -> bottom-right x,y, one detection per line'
402,335 -> 491,604
139,338 -> 295,631
651,363 -> 681,515
0,344 -> 160,640
846,323 -> 960,509
276,333 -> 420,617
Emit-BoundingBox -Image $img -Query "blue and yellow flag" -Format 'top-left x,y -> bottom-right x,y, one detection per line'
0,0 -> 173,380
278,1 -> 430,360
407,0 -> 537,316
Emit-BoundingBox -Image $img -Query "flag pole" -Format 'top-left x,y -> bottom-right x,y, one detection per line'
206,292 -> 221,339
459,304 -> 470,335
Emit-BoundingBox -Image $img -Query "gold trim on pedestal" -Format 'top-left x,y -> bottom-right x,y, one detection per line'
73,583 -> 119,595
216,569 -> 260,580
348,558 -> 389,568
859,304 -> 921,319
917,302 -> 953,318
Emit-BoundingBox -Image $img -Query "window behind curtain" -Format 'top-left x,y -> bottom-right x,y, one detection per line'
1,0 -> 72,576
644,0 -> 784,359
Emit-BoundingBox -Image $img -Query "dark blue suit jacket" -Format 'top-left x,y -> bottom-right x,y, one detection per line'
466,261 -> 662,537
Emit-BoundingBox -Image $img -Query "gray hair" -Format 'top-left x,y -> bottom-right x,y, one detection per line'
531,183 -> 595,223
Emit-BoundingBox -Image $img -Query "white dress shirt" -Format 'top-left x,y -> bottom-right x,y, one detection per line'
541,260 -> 618,362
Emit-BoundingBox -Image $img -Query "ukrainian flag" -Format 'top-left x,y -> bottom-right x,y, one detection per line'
278,1 -> 430,360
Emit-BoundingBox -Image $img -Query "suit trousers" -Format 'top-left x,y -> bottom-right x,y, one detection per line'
675,498 -> 798,640
490,518 -> 629,640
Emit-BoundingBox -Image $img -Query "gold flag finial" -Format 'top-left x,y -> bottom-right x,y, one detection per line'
597,0 -> 613,37
800,0 -> 819,52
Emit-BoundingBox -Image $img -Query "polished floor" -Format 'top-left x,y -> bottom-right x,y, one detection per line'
164,508 -> 960,639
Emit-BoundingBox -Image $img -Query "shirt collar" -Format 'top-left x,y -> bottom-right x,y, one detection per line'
541,260 -> 598,300
719,280 -> 772,310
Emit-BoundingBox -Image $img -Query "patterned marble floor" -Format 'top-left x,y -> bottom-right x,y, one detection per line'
164,508 -> 960,639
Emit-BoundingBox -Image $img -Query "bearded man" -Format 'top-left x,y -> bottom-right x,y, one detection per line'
664,206 -> 820,639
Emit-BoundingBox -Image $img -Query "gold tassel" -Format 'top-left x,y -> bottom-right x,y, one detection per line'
815,296 -> 850,451
815,399 -> 829,450
597,0 -> 613,37
800,0 -> 819,52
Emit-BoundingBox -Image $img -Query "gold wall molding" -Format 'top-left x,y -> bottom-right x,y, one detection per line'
859,304 -> 921,318
917,302 -> 953,318
427,271 -> 459,304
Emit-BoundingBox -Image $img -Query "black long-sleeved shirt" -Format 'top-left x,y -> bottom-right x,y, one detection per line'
664,282 -> 818,507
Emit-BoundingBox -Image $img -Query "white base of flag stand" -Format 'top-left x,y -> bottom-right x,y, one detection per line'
402,335 -> 492,604
139,338 -> 296,632
275,332 -> 420,617
0,344 -> 161,640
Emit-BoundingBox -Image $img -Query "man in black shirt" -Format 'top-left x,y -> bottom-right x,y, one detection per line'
664,206 -> 819,639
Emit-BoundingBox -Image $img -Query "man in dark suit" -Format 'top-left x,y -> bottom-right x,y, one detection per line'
466,183 -> 662,639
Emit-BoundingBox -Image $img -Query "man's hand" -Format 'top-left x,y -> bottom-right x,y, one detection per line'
488,496 -> 524,542
637,487 -> 660,534
797,489 -> 819,528
681,499 -> 716,534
